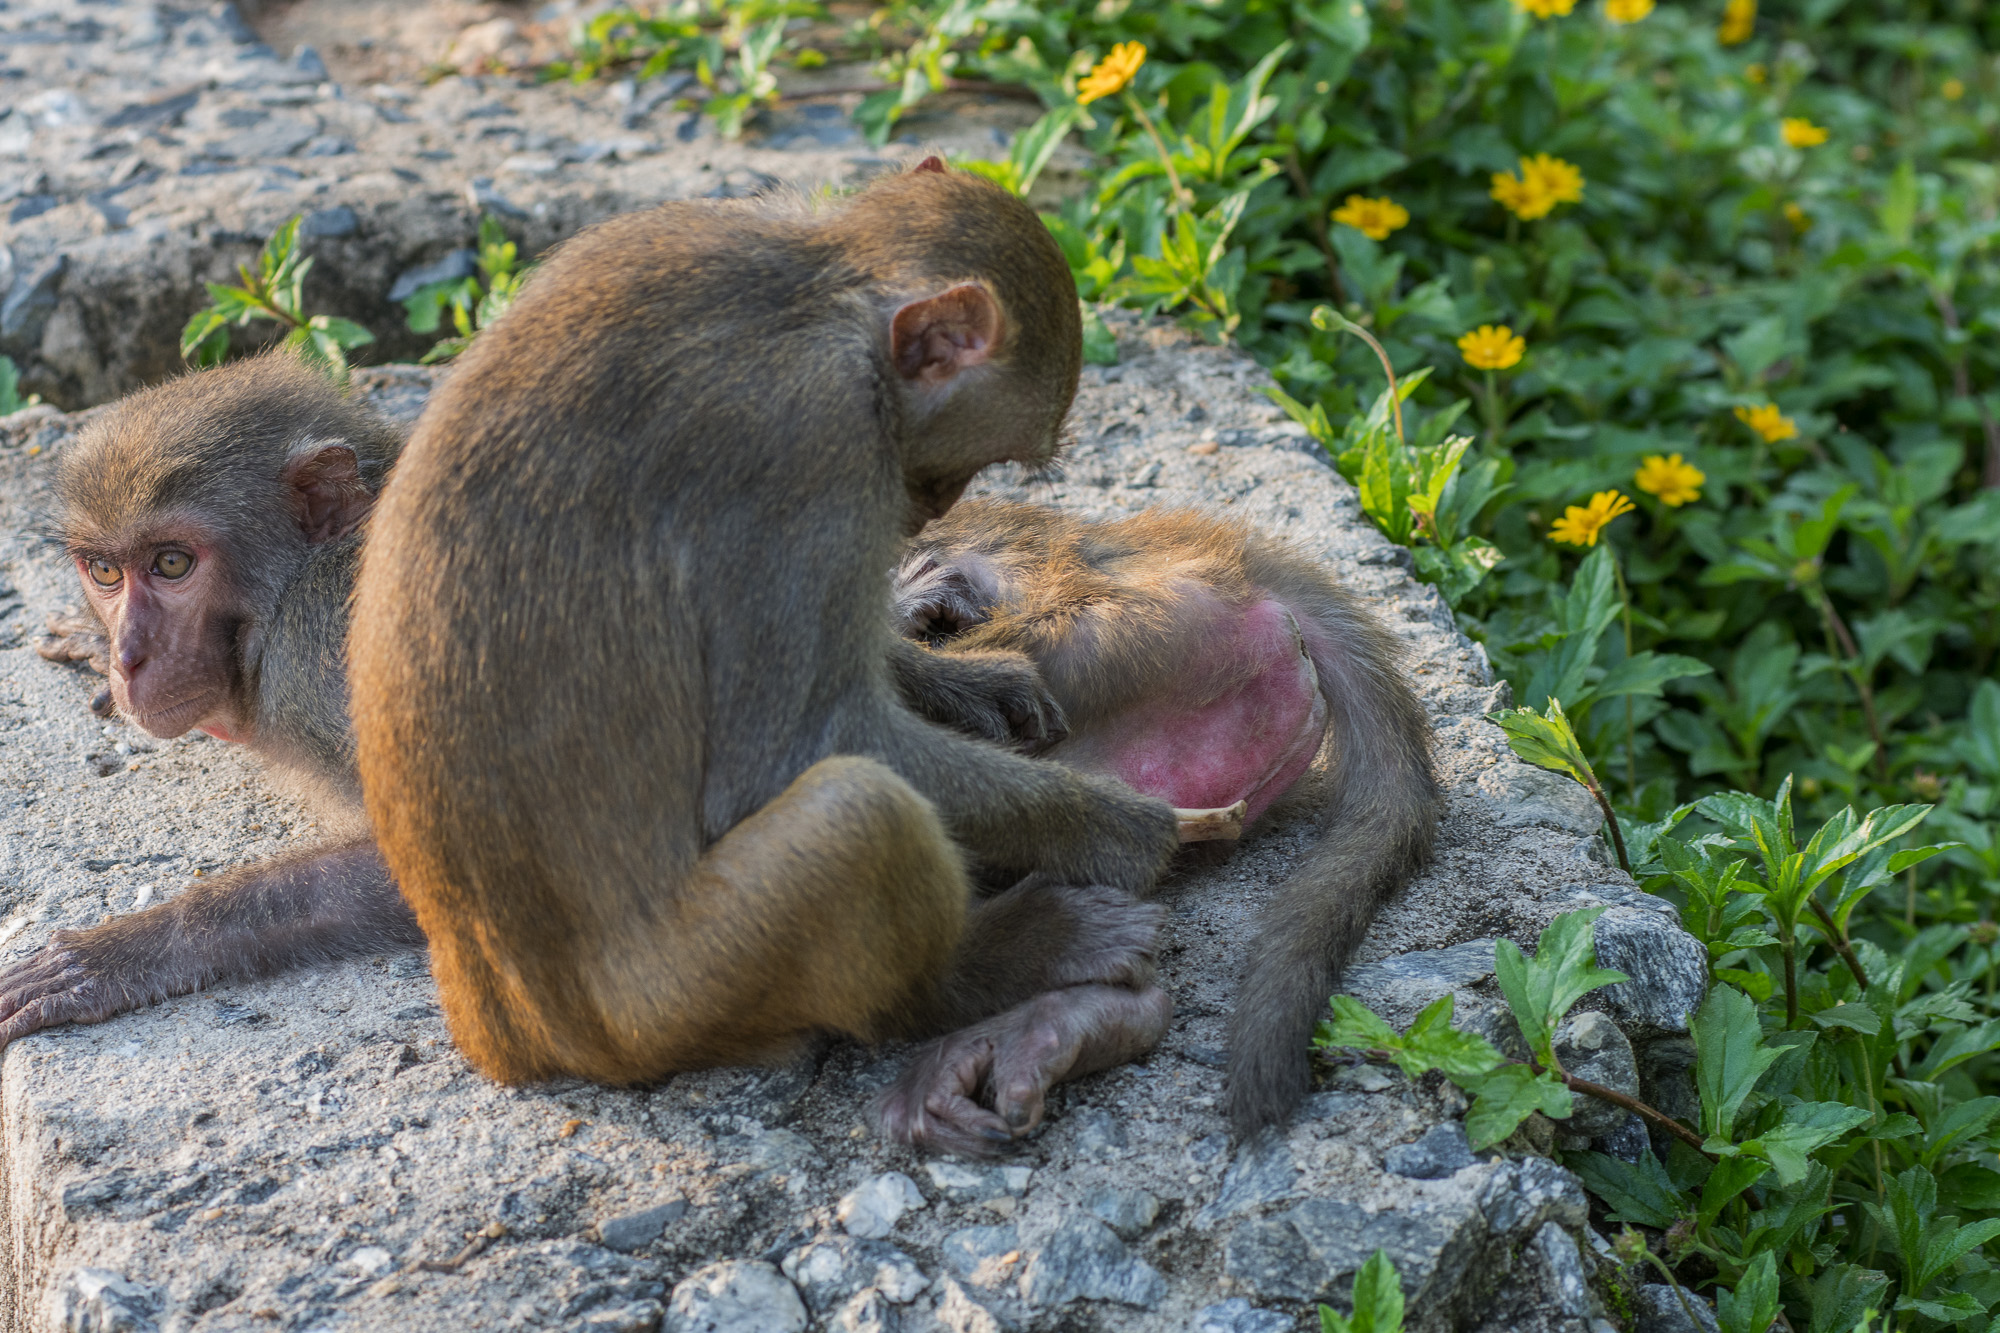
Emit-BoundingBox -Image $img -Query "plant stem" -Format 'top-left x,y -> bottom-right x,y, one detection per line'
1612,555 -> 1638,803
1638,1248 -> 1706,1333
1366,1048 -> 1712,1158
1781,926 -> 1799,1027
1122,90 -> 1192,211
1328,316 -> 1404,444
1808,897 -> 1869,990
1583,775 -> 1633,875
1811,588 -> 1890,783
1561,1069 -> 1714,1157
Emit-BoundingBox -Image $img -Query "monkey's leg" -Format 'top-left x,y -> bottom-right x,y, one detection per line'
875,984 -> 1173,1156
0,841 -> 421,1048
462,755 -> 973,1084
887,638 -> 1067,753
931,876 -> 1164,1028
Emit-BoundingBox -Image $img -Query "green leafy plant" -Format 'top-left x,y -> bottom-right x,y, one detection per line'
402,216 -> 533,364
0,356 -> 37,416
1319,1248 -> 1405,1333
180,216 -> 375,382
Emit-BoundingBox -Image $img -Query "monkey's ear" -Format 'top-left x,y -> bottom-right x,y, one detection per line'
914,156 -> 947,174
891,284 -> 1001,387
282,443 -> 373,544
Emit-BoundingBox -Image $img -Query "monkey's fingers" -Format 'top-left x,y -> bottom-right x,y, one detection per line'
874,1034 -> 1016,1157
1175,801 -> 1248,843
987,985 -> 1173,1135
0,948 -> 120,1049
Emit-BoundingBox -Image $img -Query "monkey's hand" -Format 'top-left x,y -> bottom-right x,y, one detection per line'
889,639 -> 1068,754
874,984 -> 1172,1156
0,929 -> 161,1048
37,610 -> 111,676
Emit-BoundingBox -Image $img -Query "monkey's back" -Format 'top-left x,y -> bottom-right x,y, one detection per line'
349,201 -> 908,1077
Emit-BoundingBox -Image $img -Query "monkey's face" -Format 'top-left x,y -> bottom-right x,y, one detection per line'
71,525 -> 248,741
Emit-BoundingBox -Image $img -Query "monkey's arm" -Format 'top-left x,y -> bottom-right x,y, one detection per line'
0,841 -> 423,1047
887,636 -> 1067,753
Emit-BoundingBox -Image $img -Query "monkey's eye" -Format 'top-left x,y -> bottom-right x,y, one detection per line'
87,560 -> 122,588
153,551 -> 194,580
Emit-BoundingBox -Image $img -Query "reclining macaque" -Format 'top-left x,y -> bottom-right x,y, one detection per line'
347,162 -> 1203,1154
890,499 -> 1440,1134
0,356 -> 426,1042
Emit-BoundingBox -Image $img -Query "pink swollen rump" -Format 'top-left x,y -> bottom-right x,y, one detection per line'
1058,599 -> 1326,824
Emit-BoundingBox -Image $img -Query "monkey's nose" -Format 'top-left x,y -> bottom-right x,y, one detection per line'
114,645 -> 147,678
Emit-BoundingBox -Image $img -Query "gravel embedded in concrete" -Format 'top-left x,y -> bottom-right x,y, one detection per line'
0,303 -> 1708,1329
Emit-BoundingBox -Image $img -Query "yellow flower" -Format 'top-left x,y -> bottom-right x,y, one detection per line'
1491,154 -> 1583,220
1514,0 -> 1578,16
1735,403 -> 1798,442
1745,63 -> 1767,85
1634,453 -> 1705,506
1522,153 -> 1584,206
1331,195 -> 1411,241
1783,201 -> 1810,230
1459,324 -> 1526,371
1942,77 -> 1966,101
1490,171 -> 1550,220
1718,0 -> 1755,45
1077,42 -> 1146,106
1781,117 -> 1829,147
1550,490 -> 1637,546
1605,0 -> 1654,22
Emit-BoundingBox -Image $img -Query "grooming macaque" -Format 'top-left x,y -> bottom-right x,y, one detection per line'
891,499 -> 1441,1134
0,356 -> 425,1044
348,163 -> 1189,1154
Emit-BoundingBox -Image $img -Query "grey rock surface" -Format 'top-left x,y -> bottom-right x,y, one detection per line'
0,0 -> 1065,409
0,313 -> 1700,1330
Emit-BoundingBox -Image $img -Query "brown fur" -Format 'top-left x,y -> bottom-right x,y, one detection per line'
895,499 -> 1441,1135
0,356 -> 423,1048
348,168 -> 1181,1112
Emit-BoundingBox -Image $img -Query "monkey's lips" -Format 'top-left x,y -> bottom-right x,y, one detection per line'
121,690 -> 222,739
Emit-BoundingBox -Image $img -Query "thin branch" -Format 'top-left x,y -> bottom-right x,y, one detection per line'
1584,777 -> 1634,875
1561,1070 -> 1714,1158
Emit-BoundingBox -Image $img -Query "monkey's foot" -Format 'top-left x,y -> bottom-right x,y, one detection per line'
36,610 -> 110,676
0,935 -> 142,1048
1175,801 -> 1247,843
874,983 -> 1172,1157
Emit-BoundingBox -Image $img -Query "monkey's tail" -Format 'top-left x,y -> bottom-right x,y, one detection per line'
1225,584 -> 1440,1138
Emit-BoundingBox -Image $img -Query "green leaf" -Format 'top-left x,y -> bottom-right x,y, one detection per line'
1739,1103 -> 1873,1185
1811,1004 -> 1882,1036
1586,653 -> 1714,705
1462,1064 -> 1572,1151
1494,908 -> 1627,1068
308,314 -> 376,349
1487,698 -> 1599,794
1808,1265 -> 1889,1333
1567,1149 -> 1687,1229
1317,994 -> 1504,1081
1698,1153 -> 1772,1226
1894,1292 -> 1983,1322
1694,985 -> 1781,1142
1717,1251 -> 1781,1333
